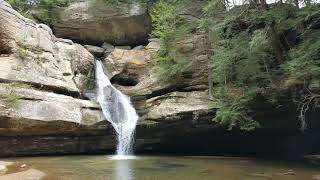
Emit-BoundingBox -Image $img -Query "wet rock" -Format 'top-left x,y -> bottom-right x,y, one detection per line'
0,168 -> 46,180
0,165 -> 8,175
313,174 -> 320,180
303,154 -> 320,165
133,45 -> 145,50
84,45 -> 105,57
277,169 -> 295,175
146,39 -> 161,52
247,173 -> 273,178
102,42 -> 115,54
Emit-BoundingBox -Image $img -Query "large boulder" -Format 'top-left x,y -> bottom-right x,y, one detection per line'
145,91 -> 217,121
53,0 -> 151,46
103,47 -> 150,86
0,83 -> 104,127
0,2 -> 94,97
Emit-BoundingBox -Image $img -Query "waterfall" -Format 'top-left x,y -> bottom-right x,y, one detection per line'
95,60 -> 139,157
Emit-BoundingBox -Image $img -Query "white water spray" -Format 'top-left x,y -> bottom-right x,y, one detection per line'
95,60 -> 139,157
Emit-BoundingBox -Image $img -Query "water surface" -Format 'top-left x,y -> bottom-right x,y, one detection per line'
4,155 -> 320,180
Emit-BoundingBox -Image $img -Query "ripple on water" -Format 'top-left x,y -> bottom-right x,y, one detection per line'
109,155 -> 139,160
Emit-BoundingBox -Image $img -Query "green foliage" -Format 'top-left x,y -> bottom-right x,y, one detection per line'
7,0 -> 67,26
283,30 -> 320,81
150,0 -> 177,39
15,40 -> 30,59
16,47 -> 28,59
211,28 -> 274,88
214,89 -> 260,131
7,0 -> 34,18
150,0 -> 193,83
0,93 -> 20,108
202,2 -> 320,131
33,0 -> 67,26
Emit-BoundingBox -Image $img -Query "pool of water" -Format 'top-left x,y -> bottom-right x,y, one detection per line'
4,155 -> 320,180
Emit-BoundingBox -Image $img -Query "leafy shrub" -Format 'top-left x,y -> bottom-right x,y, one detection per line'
214,92 -> 260,131
0,93 -> 20,108
16,47 -> 28,59
7,0 -> 34,18
283,30 -> 320,81
33,0 -> 68,26
15,39 -> 31,59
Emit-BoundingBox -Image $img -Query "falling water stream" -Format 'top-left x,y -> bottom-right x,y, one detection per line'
95,59 -> 139,159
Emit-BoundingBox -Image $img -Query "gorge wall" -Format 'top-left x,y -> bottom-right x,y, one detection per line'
0,0 -> 319,160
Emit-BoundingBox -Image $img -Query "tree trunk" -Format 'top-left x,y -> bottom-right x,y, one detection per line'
294,0 -> 299,8
205,33 -> 214,100
269,23 -> 285,63
260,0 -> 285,64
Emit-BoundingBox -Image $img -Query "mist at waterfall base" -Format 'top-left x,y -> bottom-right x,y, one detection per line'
95,60 -> 139,160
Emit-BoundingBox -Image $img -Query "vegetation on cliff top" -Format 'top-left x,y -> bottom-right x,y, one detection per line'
7,0 -> 67,26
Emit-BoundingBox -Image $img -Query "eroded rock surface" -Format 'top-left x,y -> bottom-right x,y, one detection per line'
0,2 -> 111,156
0,2 -> 94,96
53,0 -> 151,46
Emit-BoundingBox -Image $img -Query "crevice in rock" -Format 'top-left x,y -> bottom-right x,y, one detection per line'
81,106 -> 100,111
145,84 -> 208,99
0,79 -> 80,98
145,85 -> 188,99
19,97 -> 43,101
110,74 -> 139,86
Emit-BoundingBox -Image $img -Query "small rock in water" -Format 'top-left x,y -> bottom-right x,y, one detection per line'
0,168 -> 46,180
20,164 -> 27,168
278,169 -> 295,175
0,165 -> 8,175
199,168 -> 215,174
313,174 -> 320,180
102,42 -> 115,53
248,173 -> 273,178
132,45 -> 145,50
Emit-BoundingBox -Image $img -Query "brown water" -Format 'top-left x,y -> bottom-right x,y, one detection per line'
4,155 -> 320,180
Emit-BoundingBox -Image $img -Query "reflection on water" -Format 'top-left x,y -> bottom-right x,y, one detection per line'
3,155 -> 320,180
114,159 -> 133,180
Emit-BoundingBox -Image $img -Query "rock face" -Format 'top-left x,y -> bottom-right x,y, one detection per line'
0,2 -> 94,96
53,0 -> 151,46
104,47 -> 150,86
0,83 -> 103,126
145,91 -> 216,121
0,2 -> 112,156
